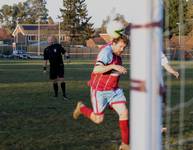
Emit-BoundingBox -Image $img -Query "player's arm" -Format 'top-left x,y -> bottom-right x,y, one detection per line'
93,63 -> 114,74
161,52 -> 179,79
93,48 -> 127,74
43,60 -> 47,71
93,63 -> 127,74
43,48 -> 48,72
60,44 -> 66,55
163,63 -> 179,79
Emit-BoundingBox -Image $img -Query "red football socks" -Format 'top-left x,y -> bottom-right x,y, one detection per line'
80,106 -> 93,118
119,120 -> 129,144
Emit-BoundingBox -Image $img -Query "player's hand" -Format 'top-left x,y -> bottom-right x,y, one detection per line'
43,66 -> 47,73
174,71 -> 179,79
112,65 -> 127,74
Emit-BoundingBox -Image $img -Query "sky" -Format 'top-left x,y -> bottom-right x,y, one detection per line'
0,0 -> 137,28
0,0 -> 164,28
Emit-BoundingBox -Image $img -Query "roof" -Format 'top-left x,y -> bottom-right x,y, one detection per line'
21,24 -> 58,31
12,24 -> 68,36
99,33 -> 111,42
165,35 -> 193,50
184,36 -> 193,50
0,28 -> 12,40
92,37 -> 106,45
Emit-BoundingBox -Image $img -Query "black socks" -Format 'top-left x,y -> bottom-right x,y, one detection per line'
61,82 -> 66,97
53,82 -> 67,98
53,83 -> 58,97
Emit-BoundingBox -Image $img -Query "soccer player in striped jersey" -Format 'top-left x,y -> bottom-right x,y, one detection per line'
73,35 -> 130,150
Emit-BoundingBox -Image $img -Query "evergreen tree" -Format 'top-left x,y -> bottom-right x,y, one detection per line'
76,0 -> 95,44
60,0 -> 94,45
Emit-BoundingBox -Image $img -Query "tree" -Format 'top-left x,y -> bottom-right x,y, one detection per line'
185,0 -> 193,34
163,0 -> 188,35
23,0 -> 49,24
99,16 -> 110,34
0,5 -> 14,31
0,0 -> 49,31
60,0 -> 94,45
16,2 -> 26,23
0,3 -> 26,31
76,0 -> 95,44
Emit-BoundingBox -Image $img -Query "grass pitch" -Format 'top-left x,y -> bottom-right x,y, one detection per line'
0,59 -> 193,150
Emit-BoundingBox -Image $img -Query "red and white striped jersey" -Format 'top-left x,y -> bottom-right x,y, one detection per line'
88,44 -> 122,91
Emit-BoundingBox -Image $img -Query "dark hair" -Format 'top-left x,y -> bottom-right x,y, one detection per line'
112,35 -> 129,45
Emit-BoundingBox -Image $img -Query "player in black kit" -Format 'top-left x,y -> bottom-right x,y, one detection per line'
43,35 -> 68,100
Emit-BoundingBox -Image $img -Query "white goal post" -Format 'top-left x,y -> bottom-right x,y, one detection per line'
130,0 -> 163,150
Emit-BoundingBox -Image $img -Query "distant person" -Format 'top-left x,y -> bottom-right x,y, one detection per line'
12,42 -> 16,51
65,51 -> 71,63
73,35 -> 130,150
43,35 -> 68,100
161,51 -> 179,104
161,52 -> 179,79
161,52 -> 179,133
12,42 -> 17,58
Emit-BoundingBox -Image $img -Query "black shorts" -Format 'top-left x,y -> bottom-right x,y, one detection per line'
49,65 -> 64,80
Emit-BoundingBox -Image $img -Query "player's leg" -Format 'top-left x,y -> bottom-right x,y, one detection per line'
61,81 -> 67,99
66,55 -> 71,63
73,101 -> 92,119
109,89 -> 129,150
119,143 -> 130,150
112,103 -> 129,149
73,101 -> 104,124
73,88 -> 106,124
58,78 -> 67,100
58,65 -> 68,99
160,83 -> 167,133
52,80 -> 58,97
162,84 -> 167,133
50,67 -> 58,97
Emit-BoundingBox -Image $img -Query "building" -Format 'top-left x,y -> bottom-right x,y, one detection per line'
0,28 -> 13,45
164,34 -> 193,60
12,24 -> 70,45
86,37 -> 106,48
99,33 -> 112,43
86,33 -> 111,48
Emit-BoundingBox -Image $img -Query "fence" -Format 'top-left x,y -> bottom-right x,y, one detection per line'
0,44 -> 130,61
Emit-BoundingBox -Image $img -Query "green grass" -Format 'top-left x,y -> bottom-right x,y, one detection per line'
0,59 -> 193,150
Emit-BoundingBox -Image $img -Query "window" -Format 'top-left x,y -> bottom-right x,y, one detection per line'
28,36 -> 36,41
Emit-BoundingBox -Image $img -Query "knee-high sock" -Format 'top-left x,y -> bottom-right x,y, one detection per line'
53,83 -> 58,96
119,120 -> 129,144
80,106 -> 93,118
61,82 -> 66,97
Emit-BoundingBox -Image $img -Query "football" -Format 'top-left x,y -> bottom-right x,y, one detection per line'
106,20 -> 124,39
